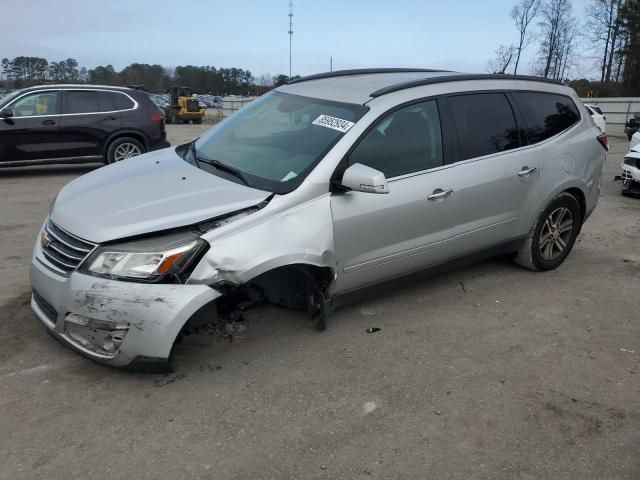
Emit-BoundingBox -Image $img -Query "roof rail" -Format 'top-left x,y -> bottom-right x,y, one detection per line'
287,68 -> 449,85
370,73 -> 564,97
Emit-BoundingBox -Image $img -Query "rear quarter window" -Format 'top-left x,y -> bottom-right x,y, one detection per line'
512,92 -> 580,144
108,92 -> 135,110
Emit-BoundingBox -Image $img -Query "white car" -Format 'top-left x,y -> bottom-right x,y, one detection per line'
585,104 -> 606,133
630,130 -> 640,151
622,143 -> 640,196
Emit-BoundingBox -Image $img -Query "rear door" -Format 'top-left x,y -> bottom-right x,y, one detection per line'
0,90 -> 62,162
57,90 -> 122,158
440,92 -> 540,256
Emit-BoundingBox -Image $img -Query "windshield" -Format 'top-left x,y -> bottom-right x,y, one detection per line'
193,91 -> 367,193
0,90 -> 21,107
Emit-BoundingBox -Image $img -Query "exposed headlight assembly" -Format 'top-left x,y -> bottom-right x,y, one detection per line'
81,231 -> 208,283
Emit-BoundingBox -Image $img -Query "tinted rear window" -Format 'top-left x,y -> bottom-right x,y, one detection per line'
448,93 -> 520,161
66,91 -> 101,114
65,90 -> 135,113
512,92 -> 580,143
106,91 -> 135,110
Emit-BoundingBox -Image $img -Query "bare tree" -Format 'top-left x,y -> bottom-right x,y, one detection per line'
256,73 -> 273,87
487,44 -> 518,73
613,25 -> 630,81
536,0 -> 574,78
585,0 -> 625,82
511,0 -> 541,73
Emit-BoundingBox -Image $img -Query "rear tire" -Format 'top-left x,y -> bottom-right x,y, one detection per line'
515,192 -> 582,271
106,137 -> 145,164
193,118 -> 202,124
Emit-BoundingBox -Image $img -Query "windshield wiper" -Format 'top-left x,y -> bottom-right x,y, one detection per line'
196,154 -> 250,186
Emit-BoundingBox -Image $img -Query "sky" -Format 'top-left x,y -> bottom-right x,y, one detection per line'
2,0 -> 594,78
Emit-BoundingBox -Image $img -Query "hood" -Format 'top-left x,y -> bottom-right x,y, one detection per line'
51,148 -> 271,243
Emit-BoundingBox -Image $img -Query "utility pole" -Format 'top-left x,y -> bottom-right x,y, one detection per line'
288,1 -> 293,78
330,56 -> 333,72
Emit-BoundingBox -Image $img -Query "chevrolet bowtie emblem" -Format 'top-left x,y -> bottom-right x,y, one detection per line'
40,231 -> 50,248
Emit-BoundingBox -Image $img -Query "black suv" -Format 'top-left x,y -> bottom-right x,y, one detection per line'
0,85 -> 170,166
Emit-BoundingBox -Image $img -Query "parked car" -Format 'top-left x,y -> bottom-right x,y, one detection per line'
0,85 -> 170,166
621,142 -> 640,196
624,113 -> 640,140
585,103 -> 606,133
630,130 -> 640,151
30,69 -> 607,371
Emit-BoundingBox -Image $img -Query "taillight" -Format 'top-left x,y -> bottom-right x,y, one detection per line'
597,134 -> 608,151
150,112 -> 164,122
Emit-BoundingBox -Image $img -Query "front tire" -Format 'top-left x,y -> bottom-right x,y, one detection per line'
515,192 -> 582,271
106,137 -> 145,164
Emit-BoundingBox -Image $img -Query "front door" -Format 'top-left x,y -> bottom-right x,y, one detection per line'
331,99 -> 457,293
0,90 -> 61,162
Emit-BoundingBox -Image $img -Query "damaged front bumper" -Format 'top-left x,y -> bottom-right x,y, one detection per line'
621,159 -> 640,195
30,256 -> 221,370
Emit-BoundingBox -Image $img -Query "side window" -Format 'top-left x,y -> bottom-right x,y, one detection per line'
512,92 -> 580,143
98,92 -> 117,111
66,91 -> 100,114
448,93 -> 520,161
348,100 -> 443,178
10,91 -> 60,117
106,92 -> 135,110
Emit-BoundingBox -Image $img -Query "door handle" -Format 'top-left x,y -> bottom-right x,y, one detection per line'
518,166 -> 537,177
427,188 -> 454,201
104,116 -> 118,121
41,119 -> 56,126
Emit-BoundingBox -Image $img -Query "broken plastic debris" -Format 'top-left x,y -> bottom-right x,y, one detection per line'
366,327 -> 381,333
619,347 -> 636,353
363,401 -> 377,414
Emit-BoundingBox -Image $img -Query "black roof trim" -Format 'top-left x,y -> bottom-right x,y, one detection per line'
20,83 -> 135,92
369,74 -> 564,97
287,68 -> 449,85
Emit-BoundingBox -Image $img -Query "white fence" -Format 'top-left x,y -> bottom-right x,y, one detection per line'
579,97 -> 640,125
221,97 -> 255,117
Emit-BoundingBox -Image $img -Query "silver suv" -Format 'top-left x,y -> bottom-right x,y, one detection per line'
30,69 -> 608,371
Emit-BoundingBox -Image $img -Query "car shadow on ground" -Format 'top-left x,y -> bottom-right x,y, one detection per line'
170,254 -> 518,374
0,163 -> 102,177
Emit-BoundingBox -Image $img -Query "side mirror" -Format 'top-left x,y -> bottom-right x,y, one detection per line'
0,108 -> 13,118
340,163 -> 389,194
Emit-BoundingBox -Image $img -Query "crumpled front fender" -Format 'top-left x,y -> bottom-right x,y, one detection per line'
188,193 -> 337,289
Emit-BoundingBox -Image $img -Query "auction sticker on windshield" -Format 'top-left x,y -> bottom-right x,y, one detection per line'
312,115 -> 355,133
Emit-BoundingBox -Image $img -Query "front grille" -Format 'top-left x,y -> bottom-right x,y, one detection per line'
41,219 -> 96,275
32,289 -> 57,324
186,99 -> 200,112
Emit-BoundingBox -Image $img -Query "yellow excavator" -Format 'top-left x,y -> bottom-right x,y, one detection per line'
164,86 -> 205,124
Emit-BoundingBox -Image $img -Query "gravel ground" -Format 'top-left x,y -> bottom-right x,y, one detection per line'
0,126 -> 638,480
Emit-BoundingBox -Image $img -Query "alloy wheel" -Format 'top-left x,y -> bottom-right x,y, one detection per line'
538,207 -> 574,260
113,142 -> 142,162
